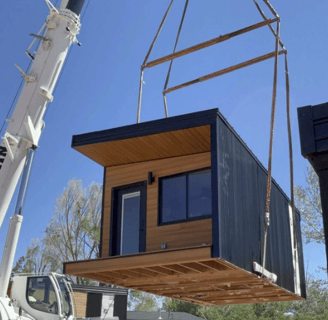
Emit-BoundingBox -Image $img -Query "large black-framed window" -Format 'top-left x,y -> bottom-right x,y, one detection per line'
159,168 -> 212,225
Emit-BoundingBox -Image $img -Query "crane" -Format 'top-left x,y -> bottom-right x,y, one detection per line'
0,0 -> 98,319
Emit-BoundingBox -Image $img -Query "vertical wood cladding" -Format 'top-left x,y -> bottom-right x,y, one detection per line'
101,152 -> 212,258
216,115 -> 297,294
71,291 -> 87,318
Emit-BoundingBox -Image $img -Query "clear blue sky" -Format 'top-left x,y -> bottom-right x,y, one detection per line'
0,0 -> 327,279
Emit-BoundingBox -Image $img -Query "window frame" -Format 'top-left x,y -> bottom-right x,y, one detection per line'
158,167 -> 212,226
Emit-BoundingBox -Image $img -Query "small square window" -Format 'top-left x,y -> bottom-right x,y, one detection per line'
159,168 -> 211,225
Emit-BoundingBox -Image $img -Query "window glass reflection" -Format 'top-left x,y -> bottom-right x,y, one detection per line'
161,176 -> 187,223
188,170 -> 211,218
121,192 -> 140,255
27,277 -> 58,314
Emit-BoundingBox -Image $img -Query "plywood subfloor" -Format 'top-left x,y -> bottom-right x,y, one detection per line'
64,246 -> 304,306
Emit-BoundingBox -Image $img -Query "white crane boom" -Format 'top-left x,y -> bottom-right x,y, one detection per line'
0,1 -> 89,319
0,0 -> 84,230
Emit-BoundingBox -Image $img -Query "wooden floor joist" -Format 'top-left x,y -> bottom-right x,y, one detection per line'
64,246 -> 304,306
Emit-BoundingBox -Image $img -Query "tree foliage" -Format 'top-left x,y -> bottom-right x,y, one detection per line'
294,166 -> 324,244
14,179 -> 102,284
163,299 -> 293,320
44,179 -> 102,267
163,277 -> 328,320
13,238 -> 59,274
128,290 -> 160,311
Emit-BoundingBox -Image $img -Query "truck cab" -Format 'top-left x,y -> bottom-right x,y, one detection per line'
10,273 -> 74,320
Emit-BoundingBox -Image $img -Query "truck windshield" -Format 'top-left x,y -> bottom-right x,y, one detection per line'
56,276 -> 73,317
27,276 -> 58,314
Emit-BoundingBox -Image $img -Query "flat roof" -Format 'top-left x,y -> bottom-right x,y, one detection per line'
72,109 -> 217,167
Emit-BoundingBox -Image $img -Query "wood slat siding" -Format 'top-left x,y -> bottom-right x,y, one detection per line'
216,115 -> 299,295
101,152 -> 212,258
72,291 -> 87,318
75,126 -> 211,167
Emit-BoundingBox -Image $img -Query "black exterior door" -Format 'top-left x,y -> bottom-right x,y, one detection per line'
110,181 -> 146,256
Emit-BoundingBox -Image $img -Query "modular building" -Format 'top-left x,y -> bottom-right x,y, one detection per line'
64,108 -> 306,305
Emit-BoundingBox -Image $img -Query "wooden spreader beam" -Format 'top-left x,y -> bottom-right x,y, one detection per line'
136,0 -> 284,123
142,18 -> 279,70
64,246 -> 303,306
164,50 -> 286,95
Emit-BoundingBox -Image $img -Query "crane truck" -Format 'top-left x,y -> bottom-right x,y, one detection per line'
0,1 -> 104,319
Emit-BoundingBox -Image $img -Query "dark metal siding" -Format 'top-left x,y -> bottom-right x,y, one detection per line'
296,212 -> 306,298
86,292 -> 102,317
211,121 -> 220,258
114,295 -> 127,320
216,116 -> 261,272
264,180 -> 294,292
298,102 -> 328,157
216,114 -> 296,293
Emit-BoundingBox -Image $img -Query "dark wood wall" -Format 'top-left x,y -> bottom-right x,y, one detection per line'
101,152 -> 212,258
215,114 -> 305,296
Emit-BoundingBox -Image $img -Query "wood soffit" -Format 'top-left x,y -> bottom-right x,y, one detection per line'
74,125 -> 211,167
64,246 -> 304,306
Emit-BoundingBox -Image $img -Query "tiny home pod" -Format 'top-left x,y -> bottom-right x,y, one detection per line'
64,108 -> 306,305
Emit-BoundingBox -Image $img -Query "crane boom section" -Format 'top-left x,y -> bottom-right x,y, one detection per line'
0,3 -> 82,229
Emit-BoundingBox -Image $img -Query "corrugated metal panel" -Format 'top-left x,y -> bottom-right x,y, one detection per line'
216,114 -> 296,294
217,116 -> 261,271
114,295 -> 128,320
295,212 -> 306,298
264,182 -> 294,292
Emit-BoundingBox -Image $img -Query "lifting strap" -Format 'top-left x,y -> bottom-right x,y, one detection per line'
137,0 -> 297,281
163,0 -> 190,117
253,0 -> 297,279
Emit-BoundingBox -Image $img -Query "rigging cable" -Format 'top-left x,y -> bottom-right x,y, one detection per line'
253,0 -> 297,277
137,0 -> 175,123
163,0 -> 190,118
262,18 -> 280,274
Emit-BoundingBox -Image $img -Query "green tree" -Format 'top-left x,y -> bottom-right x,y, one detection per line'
290,277 -> 328,319
128,290 -> 160,311
14,179 -> 102,285
163,300 -> 199,316
43,180 -> 102,275
13,238 -> 59,274
294,166 -> 324,244
163,299 -> 291,320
